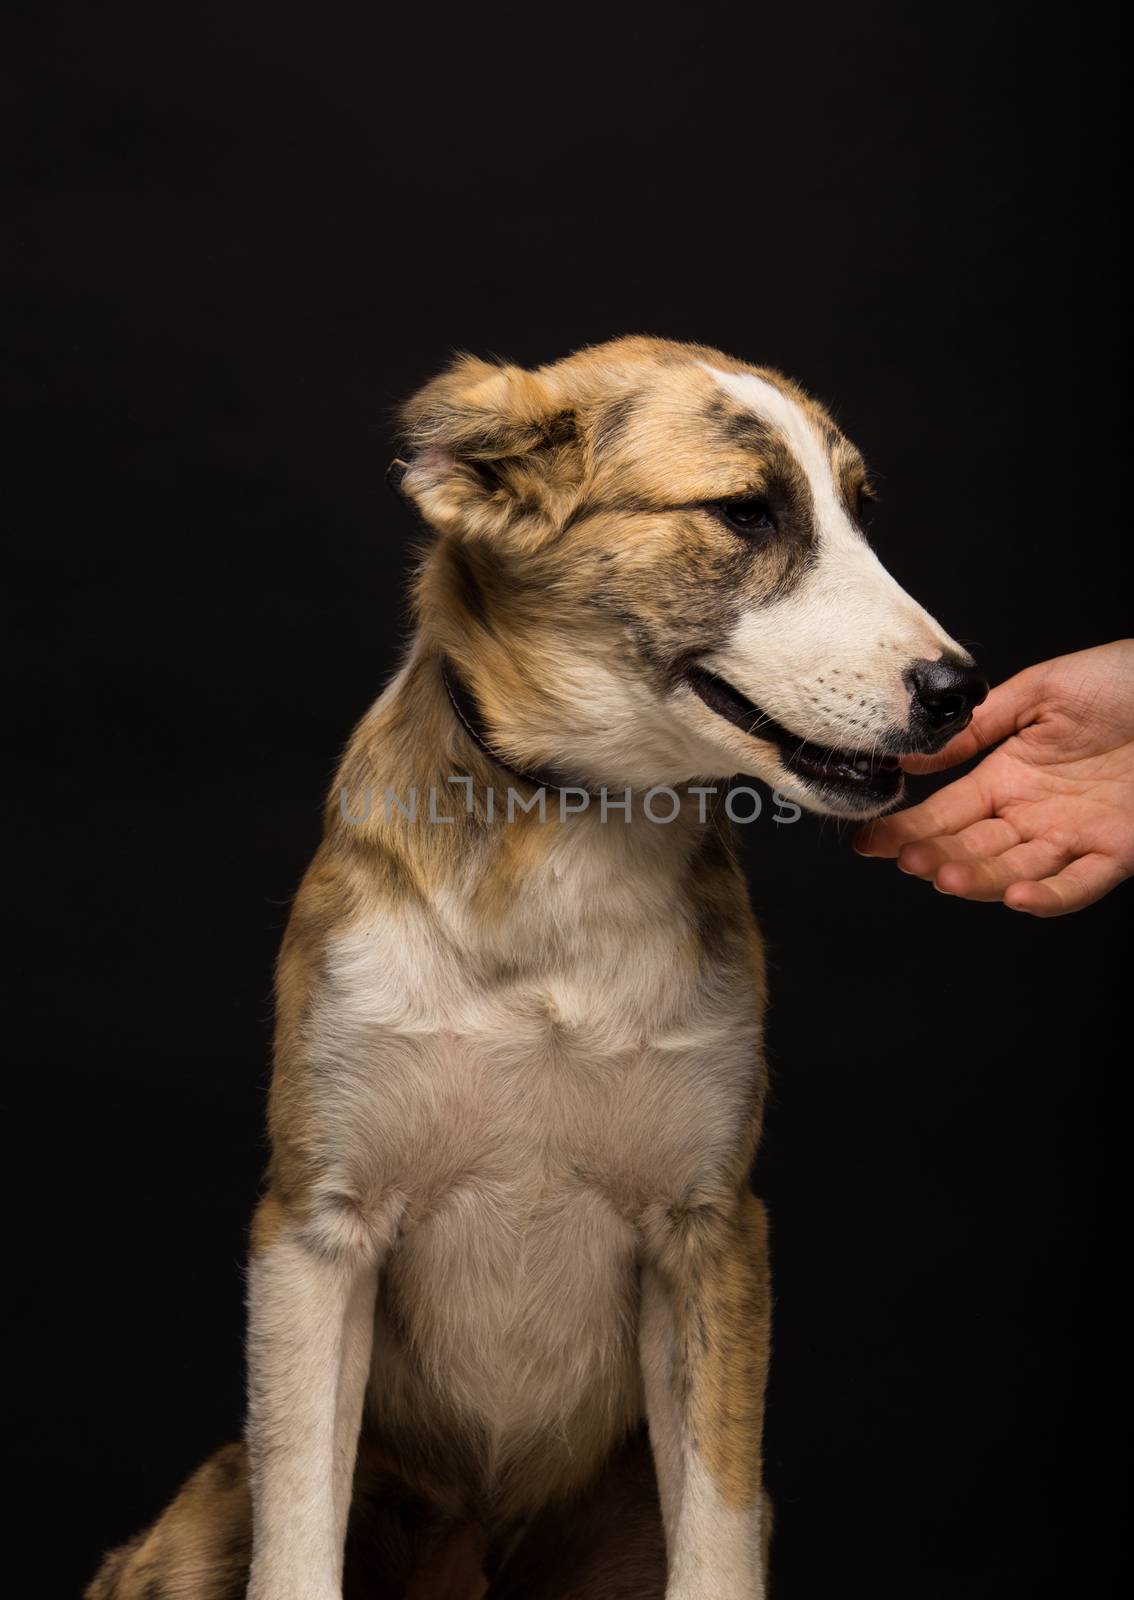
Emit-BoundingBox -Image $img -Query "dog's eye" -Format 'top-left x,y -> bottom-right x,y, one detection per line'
716,498 -> 776,536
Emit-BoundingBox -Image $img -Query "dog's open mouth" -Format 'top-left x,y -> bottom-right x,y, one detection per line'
683,665 -> 904,805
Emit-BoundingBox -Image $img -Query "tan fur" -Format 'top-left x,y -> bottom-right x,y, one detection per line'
87,1444 -> 251,1600
692,1193 -> 772,1509
91,336 -> 968,1599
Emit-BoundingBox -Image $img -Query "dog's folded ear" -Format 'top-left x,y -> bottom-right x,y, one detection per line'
398,355 -> 582,543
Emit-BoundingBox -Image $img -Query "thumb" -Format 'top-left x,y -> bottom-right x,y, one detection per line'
902,660 -> 1047,774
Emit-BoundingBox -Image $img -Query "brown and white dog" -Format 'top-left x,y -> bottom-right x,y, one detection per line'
88,337 -> 986,1600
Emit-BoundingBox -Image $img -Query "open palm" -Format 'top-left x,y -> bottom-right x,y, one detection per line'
856,641 -> 1134,916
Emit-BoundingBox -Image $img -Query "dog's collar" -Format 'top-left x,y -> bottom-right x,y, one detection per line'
439,657 -> 596,797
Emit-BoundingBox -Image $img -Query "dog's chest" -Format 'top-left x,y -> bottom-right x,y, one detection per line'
319,867 -> 762,1224
314,844 -> 762,1473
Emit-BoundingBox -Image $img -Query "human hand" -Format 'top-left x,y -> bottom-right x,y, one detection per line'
855,641 -> 1134,916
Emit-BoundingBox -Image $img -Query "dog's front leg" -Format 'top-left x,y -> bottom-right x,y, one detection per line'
640,1189 -> 772,1600
245,1194 -> 386,1600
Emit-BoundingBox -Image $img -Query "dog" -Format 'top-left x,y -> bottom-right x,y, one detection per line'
88,336 -> 986,1600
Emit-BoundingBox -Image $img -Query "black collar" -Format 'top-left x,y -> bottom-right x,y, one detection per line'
439,657 -> 596,796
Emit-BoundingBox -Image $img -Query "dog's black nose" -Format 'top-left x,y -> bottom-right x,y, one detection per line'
906,656 -> 989,739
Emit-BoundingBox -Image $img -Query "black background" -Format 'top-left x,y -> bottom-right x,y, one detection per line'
10,3 -> 1127,1596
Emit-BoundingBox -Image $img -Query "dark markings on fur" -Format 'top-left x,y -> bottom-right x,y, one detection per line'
542,409 -> 578,449
694,390 -> 827,604
222,1526 -> 251,1568
326,809 -> 424,902
213,1446 -> 242,1487
685,825 -> 749,968
702,395 -> 775,453
593,392 -> 640,456
561,493 -> 661,532
814,413 -> 842,452
445,536 -> 493,633
602,510 -> 760,676
836,454 -> 875,531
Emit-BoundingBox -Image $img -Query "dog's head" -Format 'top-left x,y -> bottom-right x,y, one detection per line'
400,337 -> 985,818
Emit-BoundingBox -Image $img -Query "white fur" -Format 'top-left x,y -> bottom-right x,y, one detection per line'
247,810 -> 767,1596
246,804 -> 762,1591
246,1236 -> 381,1600
666,1454 -> 765,1600
642,1266 -> 765,1600
676,364 -> 970,810
230,347 -> 966,1600
640,1265 -> 687,1550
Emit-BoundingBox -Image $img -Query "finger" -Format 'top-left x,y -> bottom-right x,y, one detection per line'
896,817 -> 1022,878
929,838 -> 1072,901
1004,854 -> 1131,917
854,773 -> 990,858
901,662 -> 1048,775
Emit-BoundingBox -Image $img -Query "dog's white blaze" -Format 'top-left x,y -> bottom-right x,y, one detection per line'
701,364 -> 965,750
704,364 -> 847,540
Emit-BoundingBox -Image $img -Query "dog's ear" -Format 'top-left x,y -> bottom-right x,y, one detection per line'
399,355 -> 582,542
